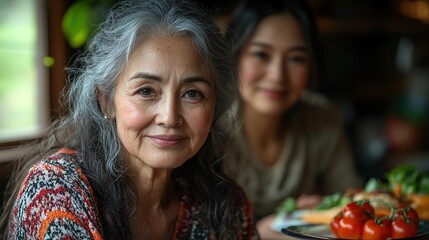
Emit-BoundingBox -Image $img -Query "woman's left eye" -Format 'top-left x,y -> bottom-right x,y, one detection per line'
288,55 -> 308,64
183,89 -> 203,100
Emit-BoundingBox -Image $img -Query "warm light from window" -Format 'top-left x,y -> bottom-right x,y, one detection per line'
0,0 -> 49,143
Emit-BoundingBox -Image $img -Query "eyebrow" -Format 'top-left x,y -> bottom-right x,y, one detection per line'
130,72 -> 161,81
250,41 -> 309,52
130,72 -> 212,86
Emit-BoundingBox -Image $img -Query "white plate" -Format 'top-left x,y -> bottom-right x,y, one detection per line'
271,210 -> 308,232
282,221 -> 429,239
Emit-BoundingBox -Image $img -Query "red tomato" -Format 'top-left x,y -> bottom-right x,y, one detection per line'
343,202 -> 368,222
391,217 -> 418,238
362,217 -> 392,240
393,206 -> 420,224
330,213 -> 342,237
338,216 -> 364,239
360,201 -> 375,216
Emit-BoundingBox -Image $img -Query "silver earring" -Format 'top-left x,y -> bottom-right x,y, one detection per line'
104,115 -> 109,120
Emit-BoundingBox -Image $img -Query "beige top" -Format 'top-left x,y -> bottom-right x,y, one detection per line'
224,91 -> 363,217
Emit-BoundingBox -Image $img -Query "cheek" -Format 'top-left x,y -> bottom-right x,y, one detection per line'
290,66 -> 310,90
238,59 -> 261,85
187,107 -> 214,138
238,59 -> 262,97
115,100 -> 151,133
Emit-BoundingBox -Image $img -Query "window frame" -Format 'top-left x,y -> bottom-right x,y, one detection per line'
0,0 -> 69,162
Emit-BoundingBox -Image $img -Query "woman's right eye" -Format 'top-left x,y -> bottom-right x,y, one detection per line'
252,51 -> 269,61
137,87 -> 155,96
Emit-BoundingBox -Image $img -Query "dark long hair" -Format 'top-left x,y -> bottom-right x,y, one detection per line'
225,0 -> 325,88
1,0 -> 240,239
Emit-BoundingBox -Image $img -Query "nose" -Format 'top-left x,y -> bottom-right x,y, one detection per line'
154,95 -> 183,128
267,57 -> 286,83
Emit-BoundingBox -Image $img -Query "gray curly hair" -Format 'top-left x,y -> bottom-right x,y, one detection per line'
1,0 -> 240,239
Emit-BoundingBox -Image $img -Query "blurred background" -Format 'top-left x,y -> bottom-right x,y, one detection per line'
307,0 -> 429,180
1,0 -> 429,203
205,0 -> 429,180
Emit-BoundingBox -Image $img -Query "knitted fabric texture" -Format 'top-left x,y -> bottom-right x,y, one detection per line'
8,149 -> 257,239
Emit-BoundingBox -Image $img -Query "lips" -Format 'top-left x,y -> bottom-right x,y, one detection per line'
148,135 -> 186,147
260,88 -> 287,99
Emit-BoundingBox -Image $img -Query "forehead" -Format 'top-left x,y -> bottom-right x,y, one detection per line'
120,35 -> 213,81
250,13 -> 306,46
131,35 -> 201,62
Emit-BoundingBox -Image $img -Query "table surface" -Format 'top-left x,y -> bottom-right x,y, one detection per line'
257,214 -> 300,240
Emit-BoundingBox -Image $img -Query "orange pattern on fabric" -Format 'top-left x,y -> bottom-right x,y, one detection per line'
172,202 -> 185,238
38,211 -> 101,240
58,148 -> 76,154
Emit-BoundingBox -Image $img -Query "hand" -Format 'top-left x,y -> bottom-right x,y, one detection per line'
256,214 -> 293,240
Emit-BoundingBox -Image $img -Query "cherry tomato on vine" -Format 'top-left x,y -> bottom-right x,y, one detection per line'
360,201 -> 375,216
393,205 -> 419,224
362,217 -> 392,240
391,216 -> 418,238
330,213 -> 342,237
338,215 -> 364,239
342,202 -> 369,222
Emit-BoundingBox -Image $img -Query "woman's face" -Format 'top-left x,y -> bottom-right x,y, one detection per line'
112,36 -> 215,170
238,13 -> 310,117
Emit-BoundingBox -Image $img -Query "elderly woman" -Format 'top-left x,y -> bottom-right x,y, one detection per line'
0,0 -> 258,239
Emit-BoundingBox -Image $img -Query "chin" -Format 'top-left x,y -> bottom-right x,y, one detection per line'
255,105 -> 291,117
147,156 -> 189,169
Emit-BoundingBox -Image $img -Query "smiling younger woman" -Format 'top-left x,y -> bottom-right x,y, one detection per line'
238,13 -> 310,118
224,0 -> 363,238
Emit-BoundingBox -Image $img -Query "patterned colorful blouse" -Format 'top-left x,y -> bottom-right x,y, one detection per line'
8,149 -> 258,239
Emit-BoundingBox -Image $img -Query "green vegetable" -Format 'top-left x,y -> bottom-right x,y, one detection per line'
418,175 -> 429,194
385,163 -> 429,195
385,164 -> 418,186
315,192 -> 350,210
364,178 -> 389,192
276,197 -> 297,213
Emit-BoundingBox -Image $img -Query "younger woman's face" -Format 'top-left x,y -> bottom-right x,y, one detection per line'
238,13 -> 310,117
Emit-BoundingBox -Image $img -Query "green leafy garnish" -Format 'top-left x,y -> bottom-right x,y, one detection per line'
386,164 -> 418,186
385,163 -> 429,195
364,178 -> 389,192
418,175 -> 429,194
315,192 -> 350,210
276,197 -> 297,213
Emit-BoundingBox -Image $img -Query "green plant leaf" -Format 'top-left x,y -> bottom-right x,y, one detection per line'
62,0 -> 92,49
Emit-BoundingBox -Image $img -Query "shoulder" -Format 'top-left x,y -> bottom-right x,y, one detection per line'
22,149 -> 90,196
34,148 -> 82,172
299,91 -> 339,115
229,181 -> 258,238
230,180 -> 251,205
231,183 -> 254,221
9,148 -> 102,239
174,177 -> 258,239
293,91 -> 344,129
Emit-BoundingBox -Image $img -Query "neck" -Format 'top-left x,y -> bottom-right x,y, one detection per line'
127,165 -> 180,240
242,106 -> 287,166
128,166 -> 175,209
242,106 -> 285,145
